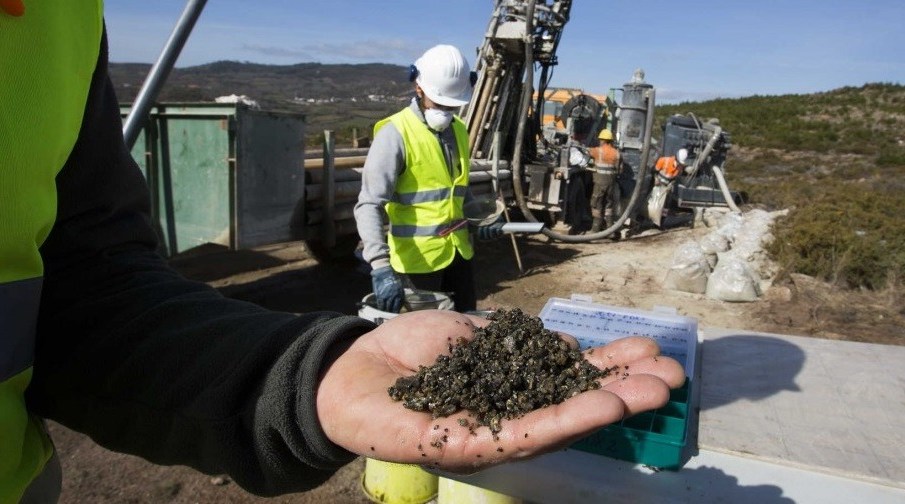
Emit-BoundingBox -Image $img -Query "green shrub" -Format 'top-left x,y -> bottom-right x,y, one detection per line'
661,83 -> 905,291
767,182 -> 905,289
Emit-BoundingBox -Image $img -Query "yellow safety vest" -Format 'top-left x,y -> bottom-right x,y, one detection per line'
0,1 -> 103,501
376,107 -> 474,274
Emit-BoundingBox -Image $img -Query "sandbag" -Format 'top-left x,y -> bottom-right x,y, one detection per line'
664,242 -> 712,294
646,184 -> 670,227
706,259 -> 761,302
700,232 -> 730,254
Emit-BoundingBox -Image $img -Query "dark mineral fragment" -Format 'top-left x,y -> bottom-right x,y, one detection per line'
388,308 -> 617,434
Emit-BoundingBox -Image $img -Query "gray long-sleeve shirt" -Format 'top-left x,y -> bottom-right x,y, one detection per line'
354,98 -> 470,270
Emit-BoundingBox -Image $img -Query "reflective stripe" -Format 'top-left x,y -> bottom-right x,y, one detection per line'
393,186 -> 467,205
390,219 -> 468,237
0,278 -> 42,381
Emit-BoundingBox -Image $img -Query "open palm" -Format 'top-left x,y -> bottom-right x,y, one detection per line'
316,310 -> 685,473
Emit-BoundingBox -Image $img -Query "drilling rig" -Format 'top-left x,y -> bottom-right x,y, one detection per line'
463,0 -> 740,243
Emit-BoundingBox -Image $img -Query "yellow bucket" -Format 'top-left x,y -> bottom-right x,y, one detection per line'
361,458 -> 438,504
437,477 -> 521,504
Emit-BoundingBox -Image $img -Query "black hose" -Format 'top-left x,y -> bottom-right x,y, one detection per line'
509,1 -> 656,243
541,88 -> 656,242
510,0 -> 538,223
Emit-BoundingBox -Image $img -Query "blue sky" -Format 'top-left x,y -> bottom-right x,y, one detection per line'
104,1 -> 905,104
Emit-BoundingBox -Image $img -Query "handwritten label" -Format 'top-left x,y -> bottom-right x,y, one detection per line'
539,299 -> 698,377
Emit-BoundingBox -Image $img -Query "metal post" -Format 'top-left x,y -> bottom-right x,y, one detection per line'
122,0 -> 208,149
494,131 -> 524,273
322,131 -> 337,249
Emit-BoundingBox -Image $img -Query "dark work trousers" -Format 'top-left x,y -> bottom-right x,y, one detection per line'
406,251 -> 477,313
590,170 -> 617,232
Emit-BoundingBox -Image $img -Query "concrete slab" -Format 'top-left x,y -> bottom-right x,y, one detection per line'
439,327 -> 905,502
699,328 -> 905,489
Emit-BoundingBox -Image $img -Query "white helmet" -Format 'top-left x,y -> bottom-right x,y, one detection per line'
413,45 -> 474,107
676,148 -> 689,165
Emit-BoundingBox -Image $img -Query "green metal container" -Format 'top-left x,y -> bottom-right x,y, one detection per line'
121,102 -> 305,256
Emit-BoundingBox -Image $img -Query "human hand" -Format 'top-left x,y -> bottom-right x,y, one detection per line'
316,310 -> 686,473
370,266 -> 404,313
476,218 -> 505,241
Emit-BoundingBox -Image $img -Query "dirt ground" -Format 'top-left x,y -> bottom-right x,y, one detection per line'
51,213 -> 904,503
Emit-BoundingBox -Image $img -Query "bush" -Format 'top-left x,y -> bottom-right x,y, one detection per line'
767,182 -> 905,290
660,83 -> 905,292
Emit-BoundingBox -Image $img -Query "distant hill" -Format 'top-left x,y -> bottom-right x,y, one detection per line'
111,61 -> 904,167
110,60 -> 413,146
110,60 -> 413,105
656,83 -> 905,161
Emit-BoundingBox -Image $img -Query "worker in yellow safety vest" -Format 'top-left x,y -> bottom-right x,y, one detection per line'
355,45 -> 503,314
1,3 -> 685,502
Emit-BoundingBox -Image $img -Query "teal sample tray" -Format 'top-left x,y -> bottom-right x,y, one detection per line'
571,379 -> 692,469
539,297 -> 699,470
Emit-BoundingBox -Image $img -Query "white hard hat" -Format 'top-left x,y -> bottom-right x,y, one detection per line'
413,45 -> 474,107
676,148 -> 689,165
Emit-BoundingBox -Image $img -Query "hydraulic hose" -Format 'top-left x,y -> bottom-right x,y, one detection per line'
712,165 -> 741,213
541,87 -> 656,242
510,0 -> 537,226
684,124 -> 721,179
510,0 -> 655,243
679,114 -> 739,213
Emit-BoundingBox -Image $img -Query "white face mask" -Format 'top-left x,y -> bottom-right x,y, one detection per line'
424,108 -> 454,132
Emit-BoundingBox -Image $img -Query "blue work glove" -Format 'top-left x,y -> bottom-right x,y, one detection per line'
476,217 -> 506,241
371,266 -> 405,313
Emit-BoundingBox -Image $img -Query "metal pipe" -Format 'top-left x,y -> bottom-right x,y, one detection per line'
471,67 -> 503,158
308,168 -> 362,184
468,62 -> 500,154
122,0 -> 208,149
304,202 -> 357,225
305,156 -> 368,170
321,130 -> 336,248
470,170 -> 512,183
305,181 -> 363,202
304,147 -> 371,159
303,218 -> 359,239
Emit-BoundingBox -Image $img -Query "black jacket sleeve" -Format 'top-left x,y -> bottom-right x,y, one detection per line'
26,30 -> 376,496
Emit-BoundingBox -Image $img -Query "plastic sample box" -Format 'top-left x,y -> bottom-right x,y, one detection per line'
539,296 -> 700,470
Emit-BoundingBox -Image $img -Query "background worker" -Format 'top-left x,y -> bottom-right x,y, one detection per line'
354,44 -> 503,314
654,148 -> 688,186
646,148 -> 689,228
587,128 -> 621,233
562,120 -> 596,234
1,5 -> 685,502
